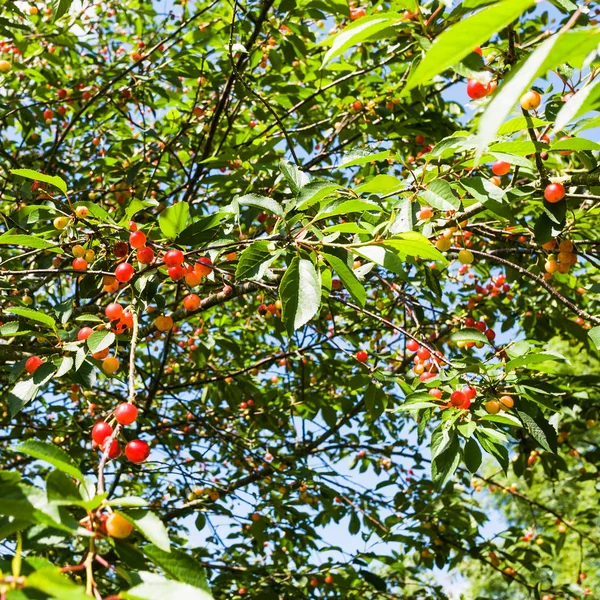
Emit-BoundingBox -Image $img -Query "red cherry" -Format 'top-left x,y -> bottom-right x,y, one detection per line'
164,249 -> 184,267
115,262 -> 134,283
466,79 -> 489,100
429,388 -> 442,399
473,46 -> 483,56
168,265 -> 185,281
125,439 -> 150,463
450,390 -> 466,407
120,311 -> 134,328
129,230 -> 146,249
129,221 -> 138,231
356,350 -> 368,363
92,422 -> 113,445
462,386 -> 477,400
416,347 -> 430,361
415,134 -> 425,145
25,356 -> 44,374
420,372 -> 436,382
57,88 -> 67,99
137,246 -> 154,264
105,303 -> 124,321
108,439 -> 121,459
78,326 -> 94,341
115,403 -> 138,425
475,320 -> 487,332
113,241 -> 129,258
491,160 -> 510,176
485,328 -> 496,341
544,183 -> 565,203
460,397 -> 471,410
43,108 -> 54,120
464,317 -> 475,328
406,339 -> 419,352
195,256 -> 213,277
72,257 -> 88,271
183,294 -> 201,311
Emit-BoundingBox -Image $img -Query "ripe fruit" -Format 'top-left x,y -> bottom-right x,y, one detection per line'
491,160 -> 510,176
485,400 -> 501,414
450,390 -> 466,407
415,134 -> 425,145
164,249 -> 184,267
102,356 -> 120,374
499,395 -> 514,409
43,109 -> 54,120
324,575 -> 334,585
115,262 -> 135,283
417,206 -> 433,220
53,216 -> 68,230
125,439 -> 150,463
92,348 -> 110,360
75,206 -> 89,218
92,422 -> 113,445
0,60 -> 11,73
520,90 -> 541,111
25,356 -> 44,374
195,257 -> 213,277
115,403 -> 138,425
129,231 -> 146,249
466,79 -> 489,100
183,294 -> 201,311
137,246 -> 154,264
155,315 -> 173,332
73,245 -> 85,258
406,339 -> 419,352
105,303 -> 124,321
78,326 -> 94,341
108,439 -> 121,458
544,183 -> 565,203
458,249 -> 474,264
356,350 -> 368,363
352,100 -> 362,111
168,266 -> 185,281
106,512 -> 134,539
72,258 -> 88,271
113,241 -> 129,258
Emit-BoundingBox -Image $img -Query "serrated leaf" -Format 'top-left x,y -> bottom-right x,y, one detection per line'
322,14 -> 401,66
235,194 -> 284,218
279,159 -> 310,194
295,182 -> 340,210
316,199 -> 382,221
8,379 -> 40,416
322,252 -> 366,307
13,441 -> 85,482
405,0 -> 534,93
396,392 -> 439,411
0,234 -> 63,252
338,149 -> 393,168
383,231 -> 447,262
105,496 -> 149,507
6,307 -> 56,329
159,202 -> 189,239
431,434 -> 461,488
506,351 -> 565,371
515,406 -> 557,453
279,257 -> 321,333
550,137 -> 600,152
10,169 -> 67,194
144,546 -> 211,591
120,510 -> 171,552
27,568 -> 90,600
123,579 -> 212,600
588,326 -> 600,351
450,328 -> 490,345
176,213 -> 227,246
55,356 -> 73,378
235,241 -> 276,281
51,0 -> 75,21
356,175 -> 403,195
86,330 -> 115,354
419,179 -> 460,211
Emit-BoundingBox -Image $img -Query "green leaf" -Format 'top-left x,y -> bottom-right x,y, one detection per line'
124,579 -> 213,600
235,194 -> 284,218
515,406 -> 557,453
322,252 -> 366,307
364,383 -> 387,419
279,256 -> 321,333
144,545 -> 211,591
450,328 -> 490,345
8,379 -> 40,416
353,245 -> 406,274
177,213 -> 227,246
588,326 -> 600,351
6,307 -> 56,330
476,430 -> 509,472
235,241 -> 277,281
120,510 -> 171,552
125,198 -> 160,222
279,158 -> 310,194
552,79 -> 600,133
463,438 -> 482,473
431,433 -> 461,488
10,169 -> 67,194
27,568 -> 90,600
396,392 -> 439,411
159,202 -> 190,239
12,441 -> 85,483
316,199 -> 382,221
338,148 -> 393,168
105,496 -> 149,507
476,29 -> 600,154
355,175 -> 404,195
322,14 -> 401,66
51,0 -> 75,21
498,116 -> 550,135
86,330 -> 115,354
506,351 -> 565,371
0,234 -> 62,252
383,231 -> 447,262
418,179 -> 460,211
295,182 -> 341,210
459,177 -> 511,219
405,0 -> 534,93
550,137 -> 600,152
